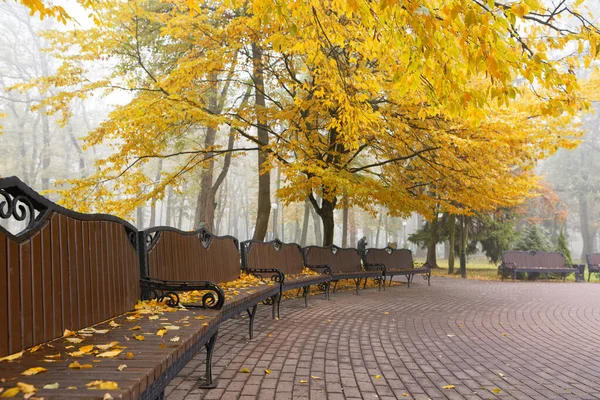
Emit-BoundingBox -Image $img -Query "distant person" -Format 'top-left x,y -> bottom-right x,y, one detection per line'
357,236 -> 367,257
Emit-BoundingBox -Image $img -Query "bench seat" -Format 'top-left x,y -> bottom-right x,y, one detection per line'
0,307 -> 222,399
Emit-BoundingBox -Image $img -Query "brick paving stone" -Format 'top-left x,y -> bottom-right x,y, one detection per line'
167,277 -> 600,399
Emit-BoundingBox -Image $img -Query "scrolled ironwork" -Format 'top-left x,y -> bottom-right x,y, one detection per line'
246,268 -> 285,284
0,189 -> 43,237
199,229 -> 213,249
139,278 -> 225,310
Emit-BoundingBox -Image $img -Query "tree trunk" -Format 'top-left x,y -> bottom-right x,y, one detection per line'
458,215 -> 468,278
426,213 -> 439,268
320,198 -> 336,246
341,196 -> 349,247
375,211 -> 383,247
272,168 -> 280,239
149,159 -> 163,227
136,206 -> 144,229
300,198 -> 310,246
251,43 -> 271,241
448,214 -> 456,274
194,126 -> 217,230
165,185 -> 173,226
310,202 -> 322,245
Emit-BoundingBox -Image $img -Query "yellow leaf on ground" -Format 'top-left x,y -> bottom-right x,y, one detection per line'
29,345 -> 42,353
374,375 -> 382,379
0,351 -> 23,362
63,329 -> 76,337
442,385 -> 455,389
492,388 -> 502,394
149,316 -> 159,320
43,383 -> 59,389
117,364 -> 127,371
240,368 -> 250,373
202,323 -> 209,327
97,349 -> 124,358
502,333 -> 508,336
299,380 -> 308,384
66,338 -> 83,344
45,353 -> 61,358
264,369 -> 271,374
194,315 -> 205,320
384,312 -> 389,315
16,383 -> 35,394
104,393 -> 114,400
311,376 -> 320,379
156,328 -> 167,337
69,361 -> 93,369
170,336 -> 180,342
129,326 -> 141,331
79,345 -> 95,353
21,367 -> 47,376
402,393 -> 409,397
133,334 -> 145,341
1,387 -> 19,397
67,386 -> 77,390
95,329 -> 109,334
68,351 -> 85,357
96,342 -> 119,350
126,352 -> 134,359
109,321 -> 120,328
164,325 -> 180,330
86,380 -> 119,390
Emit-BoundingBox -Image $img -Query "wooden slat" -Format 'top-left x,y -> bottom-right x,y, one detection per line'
50,214 -> 63,339
30,231 -> 44,345
7,239 -> 21,353
0,234 -> 8,356
67,217 -> 80,330
82,221 -> 93,327
98,222 -> 107,321
41,222 -> 53,342
59,214 -> 71,332
20,239 -> 33,349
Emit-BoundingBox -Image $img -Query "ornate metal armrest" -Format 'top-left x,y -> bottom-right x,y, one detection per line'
365,263 -> 386,272
306,264 -> 332,275
244,268 -> 285,284
503,262 -> 516,270
421,262 -> 432,270
140,277 -> 225,310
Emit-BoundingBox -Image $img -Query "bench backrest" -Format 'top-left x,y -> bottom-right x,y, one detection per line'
0,177 -> 140,358
240,239 -> 304,275
502,250 -> 567,269
364,247 -> 415,269
586,253 -> 600,266
303,245 -> 362,273
141,227 -> 241,284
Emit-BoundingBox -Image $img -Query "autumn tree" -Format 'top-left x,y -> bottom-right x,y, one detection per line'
23,0 -> 600,246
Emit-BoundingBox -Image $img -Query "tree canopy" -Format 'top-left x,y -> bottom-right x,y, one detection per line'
15,0 -> 600,244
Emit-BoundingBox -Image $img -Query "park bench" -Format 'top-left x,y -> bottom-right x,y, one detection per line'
302,245 -> 383,294
500,250 -> 580,281
240,239 -> 331,318
0,177 -> 224,398
586,253 -> 600,282
138,226 -> 280,340
363,247 -> 431,287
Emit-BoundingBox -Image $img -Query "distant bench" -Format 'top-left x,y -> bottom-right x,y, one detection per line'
240,239 -> 331,318
303,245 -> 383,293
363,247 -> 431,287
501,250 -> 581,281
586,253 -> 600,282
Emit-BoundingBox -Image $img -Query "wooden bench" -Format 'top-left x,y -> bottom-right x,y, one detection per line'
302,245 -> 383,294
139,226 -> 280,341
501,250 -> 580,281
240,239 -> 331,318
586,253 -> 600,282
0,177 -> 222,398
363,247 -> 431,287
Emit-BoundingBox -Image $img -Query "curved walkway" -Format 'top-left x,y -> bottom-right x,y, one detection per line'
166,277 -> 600,399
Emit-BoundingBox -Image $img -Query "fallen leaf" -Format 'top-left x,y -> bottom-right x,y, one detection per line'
159,343 -> 165,349
1,387 -> 19,397
96,342 -> 119,350
21,367 -> 47,376
97,349 -> 124,358
133,334 -> 145,341
63,329 -> 76,337
43,383 -> 59,389
170,336 -> 180,343
79,345 -> 95,353
86,380 -> 119,390
384,312 -> 389,315
29,345 -> 42,353
492,387 -> 502,394
499,372 -> 505,377
157,328 -> 168,337
17,383 -> 35,394
0,351 -> 23,362
69,361 -> 93,369
299,380 -> 308,384
129,326 -> 141,331
164,325 -> 180,330
442,385 -> 455,389
117,364 -> 127,371
95,329 -> 109,334
126,352 -> 134,359
502,333 -> 508,337
240,368 -> 250,373
447,334 -> 455,338
0,389 -> 3,394
149,315 -> 159,320
327,320 -> 331,323
67,351 -> 85,357
194,315 -> 205,320
104,394 -> 114,400
66,338 -> 83,344
402,393 -> 409,397
45,353 -> 61,359
202,323 -> 209,327
109,321 -> 120,328
65,346 -> 74,349
264,369 -> 271,374
311,376 -> 320,379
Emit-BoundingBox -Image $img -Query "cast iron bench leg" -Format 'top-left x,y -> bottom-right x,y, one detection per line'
406,274 -> 411,288
303,286 -> 310,307
363,278 -> 368,289
326,281 -> 331,300
354,278 -> 361,295
246,304 -> 258,340
270,294 -> 278,320
332,281 -> 339,293
513,270 -> 516,281
378,277 -> 382,291
277,292 -> 282,319
427,272 -> 431,286
389,275 -> 393,287
198,330 -> 219,389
